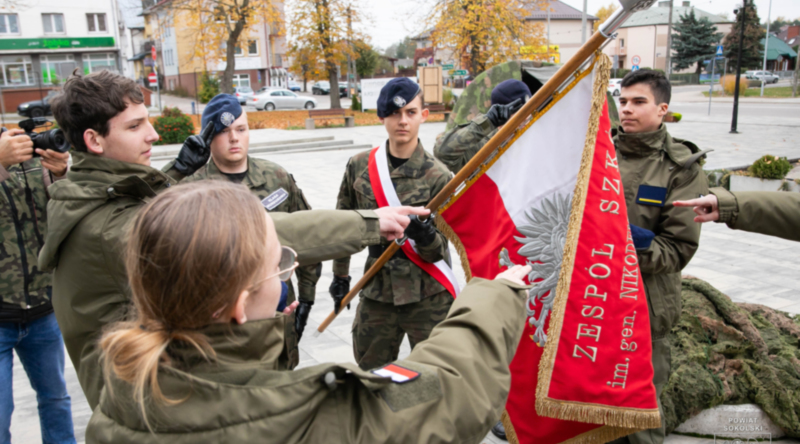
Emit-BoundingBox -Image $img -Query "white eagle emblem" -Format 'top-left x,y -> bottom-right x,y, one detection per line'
499,192 -> 572,346
220,111 -> 236,127
393,95 -> 406,108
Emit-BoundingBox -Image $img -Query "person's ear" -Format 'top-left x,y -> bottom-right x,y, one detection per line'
232,290 -> 249,324
84,129 -> 104,155
379,116 -> 385,124
421,108 -> 429,121
657,103 -> 669,117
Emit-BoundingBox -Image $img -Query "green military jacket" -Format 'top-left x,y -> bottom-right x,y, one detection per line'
334,142 -> 452,305
0,158 -> 55,310
38,152 -> 382,409
184,156 -> 320,302
710,187 -> 800,242
433,113 -> 497,175
85,278 -> 529,444
614,125 -> 708,341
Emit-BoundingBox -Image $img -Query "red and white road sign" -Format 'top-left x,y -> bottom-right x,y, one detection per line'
631,55 -> 641,65
151,45 -> 157,61
148,72 -> 157,84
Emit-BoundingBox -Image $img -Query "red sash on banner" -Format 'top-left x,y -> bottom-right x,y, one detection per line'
367,145 -> 460,297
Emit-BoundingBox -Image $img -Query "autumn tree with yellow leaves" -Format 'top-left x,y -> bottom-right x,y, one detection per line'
593,3 -> 618,31
287,43 -> 325,92
420,0 -> 547,76
288,0 -> 365,109
153,0 -> 282,93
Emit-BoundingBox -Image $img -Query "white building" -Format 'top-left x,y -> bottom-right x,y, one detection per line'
117,0 -> 147,82
0,0 -> 122,88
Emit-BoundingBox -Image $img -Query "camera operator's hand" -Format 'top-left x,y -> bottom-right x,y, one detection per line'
485,98 -> 524,128
374,206 -> 430,240
0,129 -> 33,169
329,275 -> 351,314
405,214 -> 437,247
37,149 -> 69,177
173,122 -> 214,176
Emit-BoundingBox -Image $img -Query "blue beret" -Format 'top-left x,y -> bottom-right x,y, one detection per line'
491,80 -> 531,106
201,94 -> 242,137
377,78 -> 421,118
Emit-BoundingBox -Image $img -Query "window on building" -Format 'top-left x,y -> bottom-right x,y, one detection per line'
0,14 -> 19,35
83,53 -> 117,74
620,38 -> 625,49
0,56 -> 34,86
248,40 -> 258,56
232,74 -> 250,88
41,55 -> 75,84
87,13 -> 107,33
234,44 -> 243,56
42,13 -> 65,34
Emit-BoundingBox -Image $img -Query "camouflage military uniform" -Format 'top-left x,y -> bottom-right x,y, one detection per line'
334,142 -> 454,370
0,158 -> 56,318
434,113 -> 497,174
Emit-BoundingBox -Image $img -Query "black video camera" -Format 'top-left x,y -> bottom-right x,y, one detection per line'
18,117 -> 70,154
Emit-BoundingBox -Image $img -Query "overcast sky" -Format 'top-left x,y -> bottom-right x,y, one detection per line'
364,0 -> 800,51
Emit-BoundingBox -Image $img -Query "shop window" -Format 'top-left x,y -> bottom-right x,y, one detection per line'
232,74 -> 250,88
83,53 -> 118,75
0,56 -> 34,86
41,55 -> 75,85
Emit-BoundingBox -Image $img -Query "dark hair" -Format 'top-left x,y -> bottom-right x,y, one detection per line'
51,69 -> 144,152
620,69 -> 671,105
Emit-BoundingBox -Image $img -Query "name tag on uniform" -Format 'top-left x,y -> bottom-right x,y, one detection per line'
261,188 -> 289,211
372,363 -> 420,384
636,185 -> 668,207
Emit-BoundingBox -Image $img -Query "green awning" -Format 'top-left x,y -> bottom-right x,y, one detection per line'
761,35 -> 798,61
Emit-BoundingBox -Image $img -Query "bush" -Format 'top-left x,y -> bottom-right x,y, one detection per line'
748,155 -> 792,180
671,112 -> 682,122
153,107 -> 195,145
198,72 -> 220,104
720,75 -> 748,96
350,94 -> 361,111
443,88 -> 455,110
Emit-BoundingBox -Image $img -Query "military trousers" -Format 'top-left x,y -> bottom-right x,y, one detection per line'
352,291 -> 453,370
609,337 -> 670,444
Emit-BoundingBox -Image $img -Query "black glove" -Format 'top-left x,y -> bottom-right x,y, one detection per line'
405,214 -> 437,247
629,224 -> 655,251
485,98 -> 524,127
294,300 -> 313,340
329,275 -> 351,315
173,122 -> 213,176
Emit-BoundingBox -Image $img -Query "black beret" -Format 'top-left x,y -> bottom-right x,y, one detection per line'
201,94 -> 243,137
377,78 -> 421,118
491,79 -> 531,106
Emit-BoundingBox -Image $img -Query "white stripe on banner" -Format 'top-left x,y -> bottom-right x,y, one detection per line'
374,143 -> 461,296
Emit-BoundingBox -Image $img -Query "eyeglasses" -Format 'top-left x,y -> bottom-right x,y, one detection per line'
263,246 -> 299,283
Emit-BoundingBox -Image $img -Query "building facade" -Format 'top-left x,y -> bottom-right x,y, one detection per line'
602,1 -> 732,73
524,0 -> 598,64
0,0 -> 122,111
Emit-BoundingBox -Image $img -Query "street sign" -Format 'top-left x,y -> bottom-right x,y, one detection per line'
148,72 -> 157,84
442,64 -> 454,70
453,69 -> 468,76
151,45 -> 157,61
716,45 -> 724,57
631,65 -> 640,71
631,55 -> 641,65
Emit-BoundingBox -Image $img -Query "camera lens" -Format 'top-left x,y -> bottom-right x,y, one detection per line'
33,129 -> 70,153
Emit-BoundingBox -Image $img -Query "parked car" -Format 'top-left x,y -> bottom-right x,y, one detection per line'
312,81 -> 331,95
233,86 -> 254,104
288,81 -> 302,92
17,90 -> 58,118
252,88 -> 317,111
607,78 -> 622,96
745,70 -> 779,84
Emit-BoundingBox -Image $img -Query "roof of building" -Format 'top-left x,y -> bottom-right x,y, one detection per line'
761,35 -> 798,61
525,0 -> 598,21
620,2 -> 732,28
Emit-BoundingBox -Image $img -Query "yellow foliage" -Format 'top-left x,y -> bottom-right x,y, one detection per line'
720,75 -> 748,95
420,0 -> 548,76
594,3 -> 618,31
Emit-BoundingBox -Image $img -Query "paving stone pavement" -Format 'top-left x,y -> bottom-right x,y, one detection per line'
10,98 -> 800,443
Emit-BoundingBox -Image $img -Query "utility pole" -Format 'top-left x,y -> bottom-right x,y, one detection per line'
581,0 -> 587,44
760,0 -> 772,97
665,0 -> 674,76
547,0 -> 551,53
730,0 -> 747,134
346,5 -> 354,100
794,45 -> 799,98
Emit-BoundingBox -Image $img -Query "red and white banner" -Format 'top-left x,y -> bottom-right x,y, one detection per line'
438,56 -> 660,444
368,145 -> 460,297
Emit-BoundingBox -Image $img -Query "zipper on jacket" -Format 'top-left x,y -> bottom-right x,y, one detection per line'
2,182 -> 31,308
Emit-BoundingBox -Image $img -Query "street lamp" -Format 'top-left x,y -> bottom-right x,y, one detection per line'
730,0 -> 748,134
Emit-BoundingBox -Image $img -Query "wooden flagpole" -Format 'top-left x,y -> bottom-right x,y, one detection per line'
315,1 -> 653,335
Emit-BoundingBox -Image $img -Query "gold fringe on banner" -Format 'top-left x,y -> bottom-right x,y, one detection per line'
534,53 -> 662,437
434,216 -> 473,281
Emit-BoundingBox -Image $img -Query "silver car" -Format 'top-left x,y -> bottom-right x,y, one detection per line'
745,70 -> 780,84
233,86 -> 254,104
251,88 -> 317,111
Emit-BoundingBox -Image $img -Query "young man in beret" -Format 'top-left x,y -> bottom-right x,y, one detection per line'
183,93 -> 321,352
434,79 -> 530,174
333,77 -> 457,370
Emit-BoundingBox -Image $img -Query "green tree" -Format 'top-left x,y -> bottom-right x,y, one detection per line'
384,37 -> 415,59
723,3 -> 764,71
355,41 -> 379,78
198,71 -> 220,103
671,10 -> 722,75
765,16 -> 800,34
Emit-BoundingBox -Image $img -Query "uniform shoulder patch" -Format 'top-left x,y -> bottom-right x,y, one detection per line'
262,188 -> 289,211
374,362 -> 442,412
372,363 -> 420,383
636,184 -> 668,207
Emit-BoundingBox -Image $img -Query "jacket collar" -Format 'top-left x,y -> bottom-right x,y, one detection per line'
205,156 -> 267,188
613,124 -> 668,158
68,152 -> 172,199
386,139 -> 428,179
